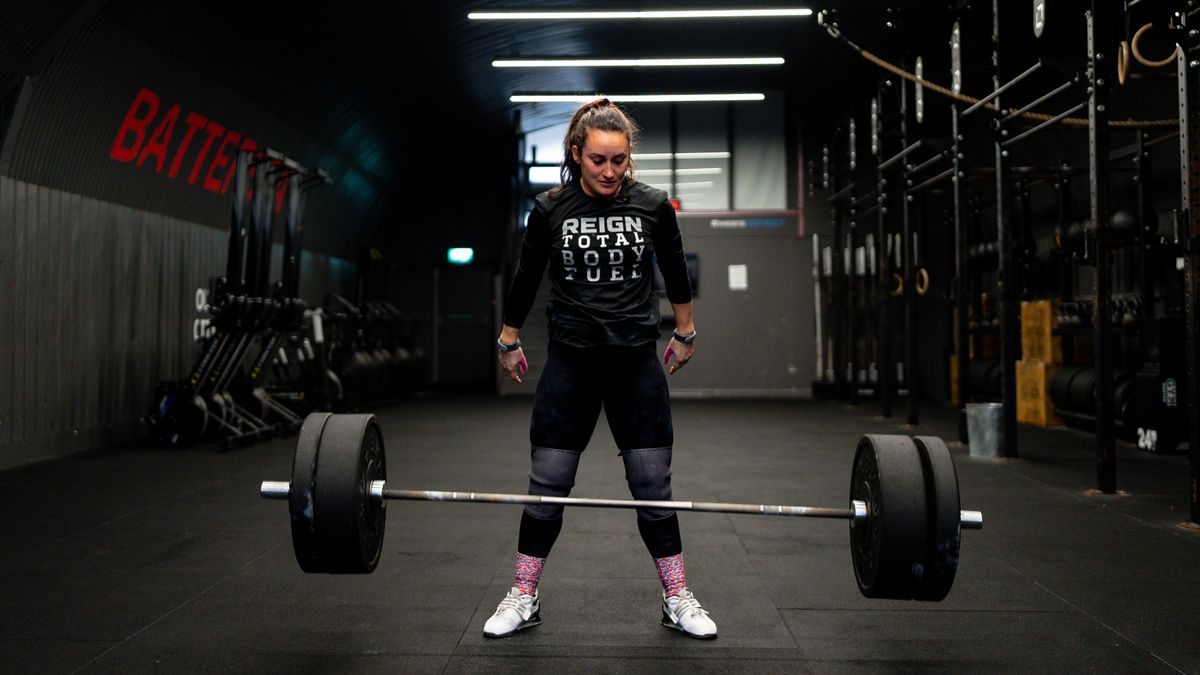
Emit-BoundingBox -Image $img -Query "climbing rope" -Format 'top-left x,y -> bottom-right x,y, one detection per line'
826,23 -> 1177,129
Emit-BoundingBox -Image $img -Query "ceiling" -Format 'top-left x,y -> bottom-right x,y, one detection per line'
100,1 -> 920,181
13,0 -> 1176,254
82,0 -> 909,249
18,1 -> 1176,187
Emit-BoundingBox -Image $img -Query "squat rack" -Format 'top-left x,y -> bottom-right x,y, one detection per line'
1175,5 -> 1200,525
821,2 -> 1200,524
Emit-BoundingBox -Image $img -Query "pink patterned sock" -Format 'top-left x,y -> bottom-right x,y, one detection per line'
655,554 -> 687,596
514,553 -> 546,596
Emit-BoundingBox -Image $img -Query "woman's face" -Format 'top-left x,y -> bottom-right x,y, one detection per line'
571,129 -> 630,199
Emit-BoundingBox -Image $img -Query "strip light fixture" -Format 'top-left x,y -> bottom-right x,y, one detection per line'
511,93 -> 764,103
638,167 -> 723,176
493,57 -> 784,68
528,166 -> 562,183
470,9 -> 812,20
634,152 -> 730,160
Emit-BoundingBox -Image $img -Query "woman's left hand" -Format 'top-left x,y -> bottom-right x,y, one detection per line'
663,338 -> 695,375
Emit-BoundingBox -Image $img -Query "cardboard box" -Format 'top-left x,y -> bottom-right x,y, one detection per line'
1021,299 -> 1062,363
1017,360 -> 1062,427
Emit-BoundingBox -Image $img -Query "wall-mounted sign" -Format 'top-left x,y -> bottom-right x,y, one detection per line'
447,248 -> 475,265
728,264 -> 748,291
710,218 -> 786,230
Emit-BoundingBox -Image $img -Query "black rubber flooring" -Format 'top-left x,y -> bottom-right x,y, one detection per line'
2,393 -> 1199,673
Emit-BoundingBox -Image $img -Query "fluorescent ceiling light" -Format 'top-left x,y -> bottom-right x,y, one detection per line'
634,152 -> 731,160
638,167 -> 723,176
511,93 -> 764,103
470,9 -> 812,20
528,166 -> 561,183
493,57 -> 784,68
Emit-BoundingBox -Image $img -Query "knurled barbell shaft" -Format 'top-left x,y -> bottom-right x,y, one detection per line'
386,487 -> 862,520
259,480 -> 984,529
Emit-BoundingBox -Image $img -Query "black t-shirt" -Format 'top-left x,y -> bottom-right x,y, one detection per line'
504,179 -> 692,348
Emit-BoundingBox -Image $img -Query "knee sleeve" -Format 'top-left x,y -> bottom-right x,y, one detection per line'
621,447 -> 673,520
525,446 -> 582,520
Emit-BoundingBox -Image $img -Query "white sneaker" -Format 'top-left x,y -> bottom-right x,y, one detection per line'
483,587 -> 541,638
661,588 -> 717,639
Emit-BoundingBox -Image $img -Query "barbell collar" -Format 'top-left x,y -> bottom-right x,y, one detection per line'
853,499 -> 868,521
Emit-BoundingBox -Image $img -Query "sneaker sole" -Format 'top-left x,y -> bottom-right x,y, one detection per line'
661,611 -> 717,640
483,611 -> 542,639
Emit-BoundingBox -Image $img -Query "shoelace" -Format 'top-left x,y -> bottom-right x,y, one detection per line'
670,593 -> 709,618
495,594 -> 529,617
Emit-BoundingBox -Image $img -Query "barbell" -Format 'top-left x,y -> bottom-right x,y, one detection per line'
260,413 -> 983,601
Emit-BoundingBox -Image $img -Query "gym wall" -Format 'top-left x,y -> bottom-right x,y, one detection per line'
0,11 -> 367,468
497,213 -> 812,397
0,175 -> 358,471
667,213 -> 812,396
0,12 -> 385,256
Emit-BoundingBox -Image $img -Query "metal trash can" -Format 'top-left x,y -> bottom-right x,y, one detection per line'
966,402 -> 1004,458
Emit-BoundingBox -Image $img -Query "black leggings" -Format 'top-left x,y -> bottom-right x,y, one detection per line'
517,340 -> 682,559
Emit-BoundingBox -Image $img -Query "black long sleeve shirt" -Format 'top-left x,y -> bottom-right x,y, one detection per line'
503,179 -> 692,348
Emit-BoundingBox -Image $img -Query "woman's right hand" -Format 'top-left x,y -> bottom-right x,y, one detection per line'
500,348 -> 529,384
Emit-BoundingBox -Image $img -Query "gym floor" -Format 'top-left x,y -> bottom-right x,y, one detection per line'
2,393 -> 1197,674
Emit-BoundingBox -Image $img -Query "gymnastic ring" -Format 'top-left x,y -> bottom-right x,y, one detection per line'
916,268 -> 930,296
1131,23 -> 1179,69
1118,40 -> 1130,85
890,272 -> 904,297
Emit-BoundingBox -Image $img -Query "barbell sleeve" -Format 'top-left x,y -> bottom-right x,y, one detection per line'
261,481 -> 290,498
960,510 -> 984,529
